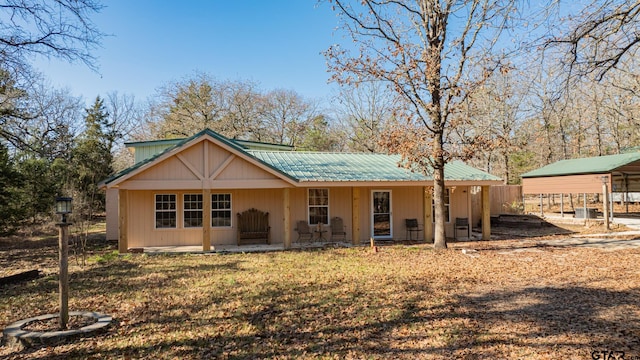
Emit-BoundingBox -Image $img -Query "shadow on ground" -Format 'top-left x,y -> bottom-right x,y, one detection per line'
6,274 -> 638,359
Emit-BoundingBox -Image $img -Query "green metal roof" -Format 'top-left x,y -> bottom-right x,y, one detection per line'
248,151 -> 501,182
100,129 -> 502,187
522,152 -> 640,178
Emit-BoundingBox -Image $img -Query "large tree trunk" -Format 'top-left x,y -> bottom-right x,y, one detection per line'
433,134 -> 447,249
433,168 -> 447,249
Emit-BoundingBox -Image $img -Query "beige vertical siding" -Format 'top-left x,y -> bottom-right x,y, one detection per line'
351,187 -> 428,242
208,145 -> 233,177
329,187 -> 351,226
449,186 -> 471,236
288,188 -> 307,242
124,185 -> 474,247
180,141 -> 204,172
288,187 -> 360,243
218,157 -> 279,180
522,174 -> 605,194
359,188 -> 371,243
234,189 -> 284,244
127,190 -> 204,248
135,156 -> 198,181
105,188 -> 119,241
391,187 -> 423,240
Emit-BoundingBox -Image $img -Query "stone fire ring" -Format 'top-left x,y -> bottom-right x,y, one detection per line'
3,311 -> 112,348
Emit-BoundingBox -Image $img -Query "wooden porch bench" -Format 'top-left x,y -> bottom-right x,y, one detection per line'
236,208 -> 271,245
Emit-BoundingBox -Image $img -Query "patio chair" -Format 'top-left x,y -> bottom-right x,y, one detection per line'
405,218 -> 422,241
295,220 -> 313,243
330,217 -> 347,242
454,217 -> 469,240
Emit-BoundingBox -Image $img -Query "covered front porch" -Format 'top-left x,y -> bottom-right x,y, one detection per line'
115,184 -> 495,253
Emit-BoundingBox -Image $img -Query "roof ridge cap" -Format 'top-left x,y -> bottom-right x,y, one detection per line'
249,150 -> 393,155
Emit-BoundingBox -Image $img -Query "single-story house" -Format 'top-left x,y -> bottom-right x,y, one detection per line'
99,129 -> 502,253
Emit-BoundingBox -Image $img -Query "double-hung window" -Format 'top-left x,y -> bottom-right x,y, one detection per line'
184,194 -> 203,228
155,194 -> 177,228
308,188 -> 329,225
211,193 -> 232,227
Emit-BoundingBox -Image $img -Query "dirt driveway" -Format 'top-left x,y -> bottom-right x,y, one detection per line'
456,216 -> 640,252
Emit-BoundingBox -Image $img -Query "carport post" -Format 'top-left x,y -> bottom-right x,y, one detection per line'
560,193 -> 564,217
539,194 -> 543,216
610,191 -> 614,222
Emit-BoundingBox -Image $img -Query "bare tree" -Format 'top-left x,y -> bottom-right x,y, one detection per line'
456,64 -> 530,183
219,80 -> 263,140
547,0 -> 640,81
0,72 -> 82,158
151,73 -> 225,138
25,81 -> 83,160
333,81 -> 397,152
0,0 -> 104,72
144,73 -> 339,148
326,0 -> 519,248
259,89 -> 318,147
104,91 -> 140,171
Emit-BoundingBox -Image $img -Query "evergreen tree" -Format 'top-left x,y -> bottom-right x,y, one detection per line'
15,154 -> 60,223
296,116 -> 340,151
0,142 -> 25,233
72,96 -> 114,217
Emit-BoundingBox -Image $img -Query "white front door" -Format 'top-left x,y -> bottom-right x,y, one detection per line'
371,190 -> 392,239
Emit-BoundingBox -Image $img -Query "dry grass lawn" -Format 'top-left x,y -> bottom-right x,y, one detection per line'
1,222 -> 639,359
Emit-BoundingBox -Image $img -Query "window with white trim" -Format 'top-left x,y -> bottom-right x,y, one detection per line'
308,188 -> 329,225
432,188 -> 450,223
183,194 -> 203,228
211,193 -> 232,227
155,194 -> 176,228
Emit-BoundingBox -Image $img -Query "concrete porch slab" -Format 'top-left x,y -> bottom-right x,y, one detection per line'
136,241 -> 354,254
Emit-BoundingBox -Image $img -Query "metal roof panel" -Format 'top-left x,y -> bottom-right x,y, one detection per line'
522,153 -> 640,178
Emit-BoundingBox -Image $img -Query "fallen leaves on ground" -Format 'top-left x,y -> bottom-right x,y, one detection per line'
1,223 -> 639,359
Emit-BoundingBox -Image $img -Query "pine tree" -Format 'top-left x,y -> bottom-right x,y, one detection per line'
72,96 -> 114,217
0,142 -> 25,233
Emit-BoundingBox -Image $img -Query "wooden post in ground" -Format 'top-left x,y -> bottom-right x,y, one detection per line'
539,194 -> 543,216
58,222 -> 70,329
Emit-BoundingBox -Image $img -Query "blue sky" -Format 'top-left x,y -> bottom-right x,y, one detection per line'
34,1 -> 342,105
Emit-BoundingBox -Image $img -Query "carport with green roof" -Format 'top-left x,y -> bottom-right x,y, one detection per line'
521,152 -> 640,221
